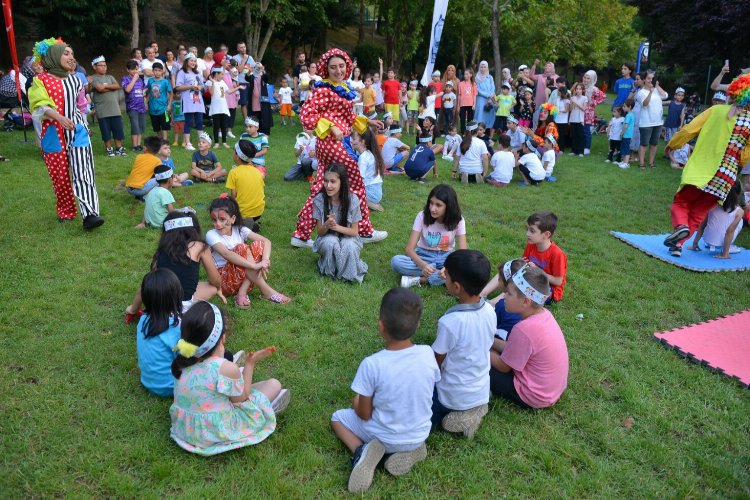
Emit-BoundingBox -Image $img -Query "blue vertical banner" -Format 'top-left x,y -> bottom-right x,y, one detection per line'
635,42 -> 650,74
421,0 -> 450,86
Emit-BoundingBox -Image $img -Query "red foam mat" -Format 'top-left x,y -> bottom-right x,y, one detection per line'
654,310 -> 750,388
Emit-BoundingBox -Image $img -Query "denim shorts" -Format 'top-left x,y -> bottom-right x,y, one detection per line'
639,125 -> 661,147
620,137 -> 632,156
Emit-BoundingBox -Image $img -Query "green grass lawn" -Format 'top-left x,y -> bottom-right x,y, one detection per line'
1,108 -> 749,497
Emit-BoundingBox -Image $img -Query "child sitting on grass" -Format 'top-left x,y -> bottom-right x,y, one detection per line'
126,136 -> 165,200
487,134 -> 514,187
490,258 -> 525,340
392,184 -> 467,288
332,288 -> 441,493
489,265 -> 569,409
432,250 -> 495,439
136,165 -> 189,229
156,140 -> 191,186
206,196 -> 290,308
352,128 -> 386,212
481,211 -> 568,304
225,139 -> 263,232
239,117 -> 269,177
170,302 -> 290,456
191,132 -> 227,182
517,139 -> 546,187
507,115 -> 526,154
688,180 -> 746,258
442,124 -> 461,161
542,135 -> 557,182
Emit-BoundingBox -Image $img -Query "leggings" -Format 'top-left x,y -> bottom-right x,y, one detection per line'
459,106 -> 473,134
183,112 -> 203,134
212,113 -> 229,144
293,136 -> 373,241
556,123 -> 569,152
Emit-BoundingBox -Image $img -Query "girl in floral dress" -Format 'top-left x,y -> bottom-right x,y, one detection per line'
170,301 -> 290,456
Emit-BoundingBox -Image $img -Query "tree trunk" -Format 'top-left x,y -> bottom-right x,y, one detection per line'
470,36 -> 480,68
129,0 -> 139,49
490,0 -> 501,92
244,5 -> 252,49
141,0 -> 156,47
357,0 -> 366,45
386,36 -> 394,69
257,17 -> 277,61
460,32 -> 466,71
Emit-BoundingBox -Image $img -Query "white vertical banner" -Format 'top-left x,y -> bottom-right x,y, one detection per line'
420,0 -> 450,86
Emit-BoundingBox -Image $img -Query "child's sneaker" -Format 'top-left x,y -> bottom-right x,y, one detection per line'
185,144 -> 195,151
400,275 -> 421,288
106,147 -> 115,157
348,439 -> 385,493
545,176 -> 557,182
226,131 -> 236,139
442,154 -> 453,161
362,230 -> 388,244
115,147 -> 128,157
605,159 -> 611,163
171,141 -> 178,146
664,225 -> 689,247
668,245 -> 682,257
441,404 -> 488,439
290,236 -> 314,249
617,162 -> 629,169
383,443 -> 427,476
271,388 -> 291,415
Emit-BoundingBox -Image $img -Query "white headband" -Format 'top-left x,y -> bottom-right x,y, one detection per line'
545,134 -> 557,147
154,168 -> 173,181
466,122 -> 479,131
244,118 -> 259,127
511,265 -> 549,305
91,55 -> 105,66
382,112 -> 393,119
295,132 -> 311,148
173,302 -> 224,358
389,127 -> 402,135
507,116 -> 519,125
525,139 -> 540,158
502,261 -> 514,282
163,216 -> 194,231
419,136 -> 432,143
234,141 -> 252,162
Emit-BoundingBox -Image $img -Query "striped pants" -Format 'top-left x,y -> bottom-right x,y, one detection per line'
292,137 -> 373,240
43,145 -> 100,220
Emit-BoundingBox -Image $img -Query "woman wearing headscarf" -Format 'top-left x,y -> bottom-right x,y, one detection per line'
500,67 -> 514,97
28,37 -> 104,229
582,69 -> 606,154
245,61 -> 274,135
473,61 -> 496,127
291,48 -> 387,248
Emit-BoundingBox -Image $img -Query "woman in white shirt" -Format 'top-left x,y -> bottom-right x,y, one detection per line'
635,72 -> 668,168
452,121 -> 489,183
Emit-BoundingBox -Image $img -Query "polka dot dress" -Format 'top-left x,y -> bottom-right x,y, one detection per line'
293,86 -> 373,240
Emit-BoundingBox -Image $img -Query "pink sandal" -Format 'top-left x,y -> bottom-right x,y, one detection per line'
264,292 -> 291,304
235,294 -> 251,309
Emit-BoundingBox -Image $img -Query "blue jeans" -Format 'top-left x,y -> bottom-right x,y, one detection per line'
584,124 -> 592,149
126,178 -> 158,198
431,387 -> 452,427
391,248 -> 450,286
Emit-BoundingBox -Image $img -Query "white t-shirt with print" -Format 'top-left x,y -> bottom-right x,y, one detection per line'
608,116 -> 624,139
278,86 -> 293,104
489,150 -> 515,183
351,345 -> 441,445
456,137 -> 488,174
554,97 -> 570,124
432,301 -> 495,410
206,226 -> 252,268
207,79 -> 230,116
412,211 -> 466,252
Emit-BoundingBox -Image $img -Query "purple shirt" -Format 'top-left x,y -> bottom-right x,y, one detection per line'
121,75 -> 147,113
175,69 -> 204,113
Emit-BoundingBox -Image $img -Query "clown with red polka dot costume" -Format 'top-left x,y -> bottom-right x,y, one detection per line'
291,48 -> 388,248
28,37 -> 104,230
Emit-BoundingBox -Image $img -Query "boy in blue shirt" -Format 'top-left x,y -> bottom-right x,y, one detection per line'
404,135 -> 437,181
146,62 -> 173,141
612,62 -> 634,109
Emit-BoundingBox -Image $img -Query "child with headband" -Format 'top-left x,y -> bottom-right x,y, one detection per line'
136,165 -> 190,229
170,301 -> 290,455
489,265 -> 569,409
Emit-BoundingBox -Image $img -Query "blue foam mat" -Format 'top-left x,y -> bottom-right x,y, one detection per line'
611,231 -> 750,272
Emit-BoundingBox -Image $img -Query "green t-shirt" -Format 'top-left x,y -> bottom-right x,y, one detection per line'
90,74 -> 122,118
407,90 -> 420,111
144,186 -> 175,228
495,94 -> 516,117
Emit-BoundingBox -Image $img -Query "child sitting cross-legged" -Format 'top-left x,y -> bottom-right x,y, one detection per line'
135,164 -> 189,229
331,288 -> 441,493
432,249 -> 496,439
191,132 -> 227,182
516,138 -> 546,187
126,135 -> 166,200
489,265 -> 569,409
156,140 -> 191,186
225,139 -> 264,232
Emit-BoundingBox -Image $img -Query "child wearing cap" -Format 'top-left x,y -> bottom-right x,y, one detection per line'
493,84 -> 516,135
191,132 -> 227,182
404,135 -> 438,181
381,124 -> 410,173
90,55 -> 127,157
240,118 -> 269,177
489,265 -> 569,409
136,164 -> 185,229
663,87 -> 686,144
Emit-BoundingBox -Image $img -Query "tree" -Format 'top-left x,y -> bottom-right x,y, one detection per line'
482,0 -> 511,91
129,0 -> 139,49
377,0 -> 430,69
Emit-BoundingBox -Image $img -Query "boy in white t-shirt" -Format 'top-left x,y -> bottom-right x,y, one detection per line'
432,250 -> 495,439
442,124 -> 461,160
332,288 -> 440,493
506,116 -> 526,154
517,139 -> 546,186
275,78 -> 295,126
487,134 -> 515,187
542,135 -> 557,182
381,124 -> 410,173
605,106 -> 625,163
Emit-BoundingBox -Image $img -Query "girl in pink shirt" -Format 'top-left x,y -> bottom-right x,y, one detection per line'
489,265 -> 569,408
458,69 -> 477,134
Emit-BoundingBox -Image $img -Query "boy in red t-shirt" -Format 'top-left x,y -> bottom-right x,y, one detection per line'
480,211 -> 568,304
381,68 -> 402,124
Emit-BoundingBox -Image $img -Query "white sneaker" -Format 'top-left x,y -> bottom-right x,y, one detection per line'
271,388 -> 291,414
185,144 -> 195,151
226,131 -> 236,139
578,154 -> 584,157
442,154 -> 453,161
584,148 -> 590,155
290,236 -> 314,249
617,162 -> 630,169
400,275 -> 421,288
362,230 -> 388,244
604,159 -> 611,163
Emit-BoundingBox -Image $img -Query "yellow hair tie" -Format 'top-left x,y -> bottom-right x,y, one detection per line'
174,339 -> 199,358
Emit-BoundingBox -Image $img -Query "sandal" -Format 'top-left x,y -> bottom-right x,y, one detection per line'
264,292 -> 291,304
235,294 -> 251,309
649,164 -> 655,169
639,164 -> 646,169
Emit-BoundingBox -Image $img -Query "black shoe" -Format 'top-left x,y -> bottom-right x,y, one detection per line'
669,245 -> 682,257
664,225 -> 689,247
83,214 -> 104,230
